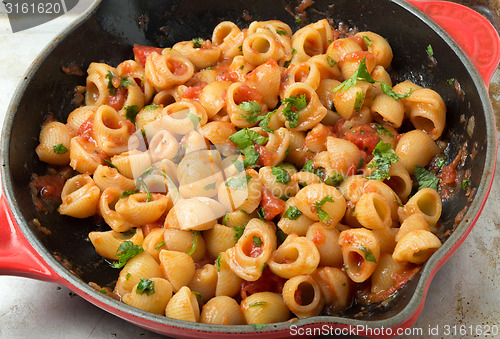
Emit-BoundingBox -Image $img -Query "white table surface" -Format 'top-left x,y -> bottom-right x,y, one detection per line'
0,2 -> 499,338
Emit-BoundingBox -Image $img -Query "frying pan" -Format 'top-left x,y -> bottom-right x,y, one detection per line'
1,0 -> 498,337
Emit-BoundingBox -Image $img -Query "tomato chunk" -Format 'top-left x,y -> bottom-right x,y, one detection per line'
233,84 -> 262,105
133,44 -> 163,66
260,188 -> 285,220
343,124 -> 380,154
240,267 -> 286,299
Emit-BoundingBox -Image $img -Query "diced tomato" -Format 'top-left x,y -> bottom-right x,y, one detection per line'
254,144 -> 273,167
168,58 -> 188,76
108,87 -> 127,111
78,116 -> 95,143
182,82 -> 207,100
343,124 -> 380,154
240,267 -> 286,299
133,44 -> 163,66
260,188 -> 285,220
311,228 -> 326,245
233,84 -> 262,105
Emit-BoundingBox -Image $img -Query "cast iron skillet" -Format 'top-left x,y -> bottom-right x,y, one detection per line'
1,0 -> 498,337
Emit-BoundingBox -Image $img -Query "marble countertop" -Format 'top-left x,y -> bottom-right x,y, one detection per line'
0,1 -> 499,338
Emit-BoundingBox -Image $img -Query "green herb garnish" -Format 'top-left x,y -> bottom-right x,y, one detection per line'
215,253 -> 222,271
238,101 -> 263,123
136,278 -> 155,296
111,241 -> 144,269
282,94 -> 307,128
229,128 -> 268,167
283,206 -> 302,220
324,172 -> 344,186
271,166 -> 291,184
367,141 -> 399,181
187,231 -> 199,255
360,245 -> 377,263
249,301 -> 267,307
427,44 -> 434,57
362,35 -> 373,47
334,57 -> 376,92
124,105 -> 140,124
276,29 -> 287,36
326,55 -> 336,67
52,144 -> 68,154
314,196 -> 334,223
375,124 -> 394,137
253,236 -> 262,247
233,226 -> 245,243
192,38 -> 203,48
381,82 -> 412,100
414,165 -> 439,191
155,241 -> 165,250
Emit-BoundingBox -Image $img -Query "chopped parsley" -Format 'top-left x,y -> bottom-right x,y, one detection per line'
125,105 -> 140,124
155,241 -> 165,250
367,141 -> 399,181
111,241 -> 143,269
360,245 -> 377,263
283,206 -> 302,220
192,38 -> 203,48
136,278 -> 155,296
119,77 -> 133,88
192,291 -> 203,304
271,166 -> 291,184
437,157 -> 446,170
204,182 -> 216,190
257,206 -> 266,221
258,110 -> 276,133
233,225 -> 245,243
238,101 -> 263,123
144,104 -> 160,111
282,94 -> 308,128
334,57 -> 376,92
238,45 -> 242,52
121,187 -> 139,199
253,236 -> 262,247
225,174 -> 252,190
126,273 -> 131,280
187,231 -> 199,255
187,112 -> 201,129
381,82 -> 413,100
229,128 -> 268,167
326,55 -> 336,67
314,196 -> 334,223
362,35 -> 373,47
215,253 -> 222,271
302,159 -> 325,179
375,124 -> 394,137
426,44 -> 434,57
52,144 -> 68,154
276,29 -> 287,36
462,179 -> 470,190
105,71 -> 116,95
103,159 -> 116,168
354,91 -> 365,111
414,165 -> 439,191
249,301 -> 267,307
324,172 -> 344,186
446,78 -> 455,85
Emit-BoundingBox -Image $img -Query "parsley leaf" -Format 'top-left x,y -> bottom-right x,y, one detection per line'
367,141 -> 399,181
324,172 -> 344,186
121,187 -> 139,199
283,206 -> 302,220
414,165 -> 439,191
229,129 -> 268,167
250,301 -> 267,307
462,179 -> 470,190
271,166 -> 291,184
187,112 -> 201,129
233,226 -> 245,243
381,82 -> 412,100
253,324 -> 266,330
362,35 -> 373,47
225,174 -> 252,190
334,56 -> 376,92
427,44 -> 434,57
354,91 -> 365,111
375,124 -> 394,137
111,241 -> 143,269
302,160 -> 325,179
120,77 -> 133,88
238,101 -> 263,123
257,206 -> 266,221
187,231 -> 199,255
446,78 -> 455,85
124,105 -> 140,124
253,236 -> 262,247
437,157 -> 446,170
276,29 -> 287,36
282,94 -> 307,128
360,245 -> 377,263
326,55 -> 336,67
314,196 -> 334,223
105,71 -> 116,95
204,182 -> 216,190
192,38 -> 203,48
258,110 -> 276,133
136,278 -> 155,296
144,104 -> 160,111
103,159 -> 116,168
155,241 -> 165,250
52,144 -> 68,154
215,253 -> 222,271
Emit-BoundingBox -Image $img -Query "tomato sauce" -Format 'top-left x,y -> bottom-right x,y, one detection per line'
240,267 -> 286,299
343,124 -> 380,154
108,87 -> 127,111
182,82 -> 207,100
253,144 -> 273,167
260,188 -> 285,220
233,84 -> 262,105
78,116 -> 95,143
133,44 -> 163,66
29,167 -> 74,212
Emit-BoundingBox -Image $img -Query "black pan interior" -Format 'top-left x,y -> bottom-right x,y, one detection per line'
3,0 -> 491,323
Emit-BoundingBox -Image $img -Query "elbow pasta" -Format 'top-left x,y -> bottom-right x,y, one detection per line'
35,18 -> 459,325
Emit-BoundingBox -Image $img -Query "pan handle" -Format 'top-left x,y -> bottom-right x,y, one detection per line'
0,192 -> 61,283
407,0 -> 500,87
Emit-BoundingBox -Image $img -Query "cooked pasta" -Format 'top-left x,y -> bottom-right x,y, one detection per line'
34,18 -> 456,325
